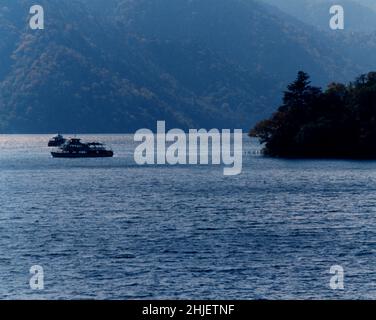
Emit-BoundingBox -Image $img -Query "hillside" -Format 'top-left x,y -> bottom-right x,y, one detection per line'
0,0 -> 373,133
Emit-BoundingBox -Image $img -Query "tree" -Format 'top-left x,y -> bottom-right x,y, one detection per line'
282,71 -> 312,110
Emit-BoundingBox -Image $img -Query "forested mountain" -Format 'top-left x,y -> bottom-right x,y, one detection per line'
0,0 -> 375,133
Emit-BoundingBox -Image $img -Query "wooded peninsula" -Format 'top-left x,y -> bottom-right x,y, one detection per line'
250,71 -> 376,158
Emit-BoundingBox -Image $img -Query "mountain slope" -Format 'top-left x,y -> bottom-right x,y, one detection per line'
0,0 -> 372,133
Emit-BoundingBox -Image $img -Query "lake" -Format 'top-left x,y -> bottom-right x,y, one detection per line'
0,134 -> 376,299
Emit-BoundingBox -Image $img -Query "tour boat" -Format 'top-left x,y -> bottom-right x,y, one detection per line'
51,138 -> 114,158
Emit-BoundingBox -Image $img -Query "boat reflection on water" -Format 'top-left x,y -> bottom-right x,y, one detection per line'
51,138 -> 114,158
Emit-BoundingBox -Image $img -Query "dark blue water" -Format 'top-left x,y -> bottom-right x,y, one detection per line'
1,135 -> 376,299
